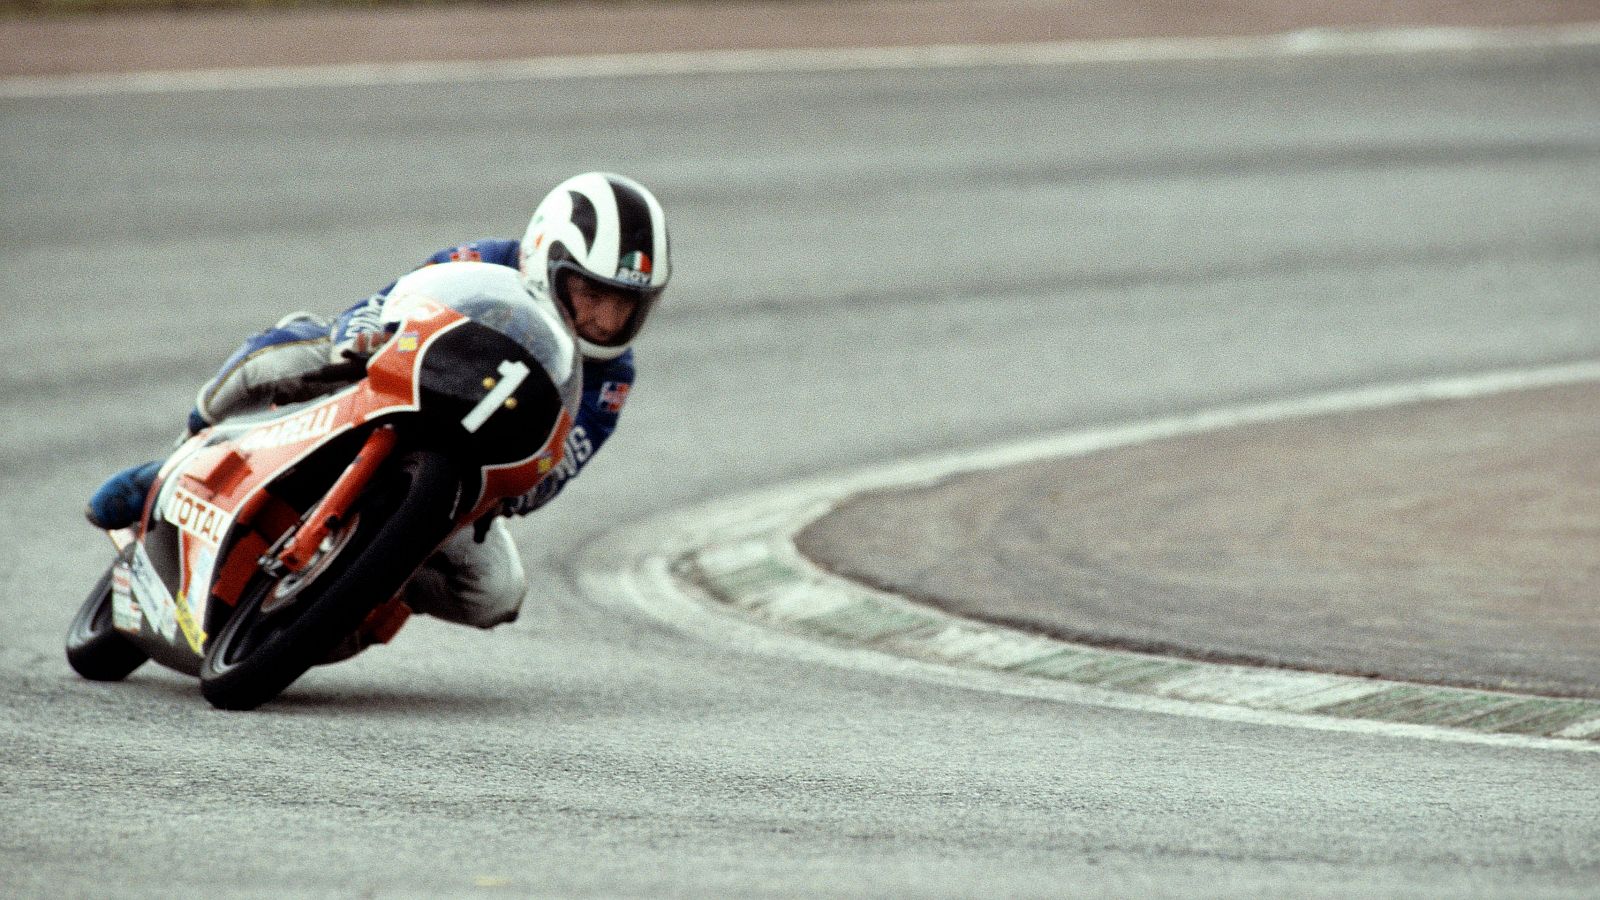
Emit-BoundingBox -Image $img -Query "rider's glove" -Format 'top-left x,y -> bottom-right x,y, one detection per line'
329,294 -> 392,363
501,492 -> 545,518
331,328 -> 394,363
472,510 -> 498,543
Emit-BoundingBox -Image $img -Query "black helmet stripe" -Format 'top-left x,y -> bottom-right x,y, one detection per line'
567,190 -> 598,250
607,177 -> 656,263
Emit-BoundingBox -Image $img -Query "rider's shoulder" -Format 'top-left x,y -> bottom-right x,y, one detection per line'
424,238 -> 521,268
585,348 -> 635,383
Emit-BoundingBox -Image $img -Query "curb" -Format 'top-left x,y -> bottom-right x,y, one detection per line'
679,534 -> 1600,745
586,362 -> 1600,750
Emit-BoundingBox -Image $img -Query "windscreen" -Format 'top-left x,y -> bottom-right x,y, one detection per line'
384,261 -> 580,411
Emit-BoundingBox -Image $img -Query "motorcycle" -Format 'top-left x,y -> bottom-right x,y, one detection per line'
65,261 -> 580,710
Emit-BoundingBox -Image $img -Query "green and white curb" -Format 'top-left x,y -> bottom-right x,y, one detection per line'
583,361 -> 1600,751
680,535 -> 1600,744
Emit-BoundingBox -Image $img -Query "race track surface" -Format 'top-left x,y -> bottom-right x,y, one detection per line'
3,27 -> 1599,898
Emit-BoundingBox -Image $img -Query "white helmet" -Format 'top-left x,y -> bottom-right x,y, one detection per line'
519,172 -> 671,361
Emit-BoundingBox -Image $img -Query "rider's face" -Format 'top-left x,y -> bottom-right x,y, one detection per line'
564,273 -> 638,345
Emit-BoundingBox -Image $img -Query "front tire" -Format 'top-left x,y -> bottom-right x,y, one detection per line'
199,450 -> 458,710
66,564 -> 149,681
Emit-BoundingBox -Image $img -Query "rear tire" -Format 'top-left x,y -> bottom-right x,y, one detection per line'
199,450 -> 458,710
66,565 -> 149,682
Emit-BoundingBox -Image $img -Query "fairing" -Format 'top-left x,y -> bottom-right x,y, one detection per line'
109,262 -> 580,669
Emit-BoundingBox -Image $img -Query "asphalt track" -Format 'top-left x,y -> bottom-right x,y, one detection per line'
3,30 -> 1600,898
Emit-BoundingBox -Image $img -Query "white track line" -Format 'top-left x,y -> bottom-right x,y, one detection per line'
581,361 -> 1600,752
5,23 -> 1599,99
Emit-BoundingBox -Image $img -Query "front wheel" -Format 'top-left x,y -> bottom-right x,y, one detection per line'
199,450 -> 459,710
66,564 -> 149,681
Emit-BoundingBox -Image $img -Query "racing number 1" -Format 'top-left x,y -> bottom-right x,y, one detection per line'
462,360 -> 530,433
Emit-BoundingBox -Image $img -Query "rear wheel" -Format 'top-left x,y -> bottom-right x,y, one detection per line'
199,450 -> 458,710
65,564 -> 149,681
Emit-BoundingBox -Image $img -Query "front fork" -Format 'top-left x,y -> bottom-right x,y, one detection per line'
266,424 -> 398,575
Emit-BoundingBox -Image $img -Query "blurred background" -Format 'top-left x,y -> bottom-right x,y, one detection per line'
3,2 -> 1597,896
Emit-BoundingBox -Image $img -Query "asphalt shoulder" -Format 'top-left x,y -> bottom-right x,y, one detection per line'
797,382 -> 1600,699
5,0 -> 1596,77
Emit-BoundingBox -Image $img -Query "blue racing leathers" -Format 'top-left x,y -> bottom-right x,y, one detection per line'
190,238 -> 634,518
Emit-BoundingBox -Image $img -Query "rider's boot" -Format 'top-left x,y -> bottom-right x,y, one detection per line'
319,593 -> 412,665
86,460 -> 162,530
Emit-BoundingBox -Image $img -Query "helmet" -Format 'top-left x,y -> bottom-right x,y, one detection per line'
519,172 -> 671,361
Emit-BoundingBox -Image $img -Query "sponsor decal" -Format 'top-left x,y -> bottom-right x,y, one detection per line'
111,562 -> 141,634
239,404 -> 338,452
188,547 -> 216,618
598,381 -> 631,414
448,245 -> 483,263
615,252 -> 652,285
396,332 -> 420,353
546,425 -> 593,484
173,590 -> 206,655
165,487 -> 229,546
130,544 -> 178,643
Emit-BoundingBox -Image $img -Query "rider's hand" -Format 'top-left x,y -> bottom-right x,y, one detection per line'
330,329 -> 392,363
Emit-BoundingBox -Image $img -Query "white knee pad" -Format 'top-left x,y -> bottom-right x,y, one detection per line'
405,520 -> 527,629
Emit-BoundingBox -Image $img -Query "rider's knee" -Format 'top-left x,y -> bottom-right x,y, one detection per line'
404,528 -> 527,630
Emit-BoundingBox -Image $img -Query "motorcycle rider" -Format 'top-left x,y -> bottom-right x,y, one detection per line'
86,171 -> 670,631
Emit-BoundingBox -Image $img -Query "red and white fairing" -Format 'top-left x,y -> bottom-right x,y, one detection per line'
109,262 -> 579,669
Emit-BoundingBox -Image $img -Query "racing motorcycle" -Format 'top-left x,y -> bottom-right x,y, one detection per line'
65,262 -> 580,710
